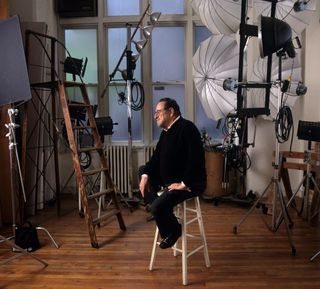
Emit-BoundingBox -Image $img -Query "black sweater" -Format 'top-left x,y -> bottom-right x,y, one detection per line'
143,117 -> 206,192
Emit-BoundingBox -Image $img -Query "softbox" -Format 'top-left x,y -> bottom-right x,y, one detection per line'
0,15 -> 32,106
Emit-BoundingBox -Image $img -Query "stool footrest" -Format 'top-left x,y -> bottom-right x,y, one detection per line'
173,244 -> 205,258
186,216 -> 199,225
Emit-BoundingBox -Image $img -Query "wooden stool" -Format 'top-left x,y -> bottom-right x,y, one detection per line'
149,196 -> 211,285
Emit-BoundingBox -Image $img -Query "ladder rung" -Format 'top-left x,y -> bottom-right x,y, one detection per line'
82,168 -> 109,176
87,189 -> 114,200
68,103 -> 90,107
63,81 -> 84,88
78,146 -> 103,153
73,125 -> 95,130
92,208 -> 120,226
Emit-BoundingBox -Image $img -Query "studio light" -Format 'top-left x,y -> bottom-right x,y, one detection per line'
118,54 -> 139,81
117,68 -> 128,81
148,11 -> 161,25
296,81 -> 307,95
223,78 -> 238,91
259,16 -> 295,58
141,25 -> 153,39
132,39 -> 148,53
293,0 -> 307,12
64,56 -> 88,81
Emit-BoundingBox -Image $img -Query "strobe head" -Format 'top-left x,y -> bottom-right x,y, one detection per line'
293,1 -> 307,12
259,16 -> 295,59
223,78 -> 238,91
296,82 -> 307,96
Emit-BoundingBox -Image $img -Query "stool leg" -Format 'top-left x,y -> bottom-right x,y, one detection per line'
195,197 -> 211,267
149,227 -> 159,271
182,200 -> 188,285
173,204 -> 181,257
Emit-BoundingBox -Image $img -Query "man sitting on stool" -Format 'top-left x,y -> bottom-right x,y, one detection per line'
139,98 -> 206,249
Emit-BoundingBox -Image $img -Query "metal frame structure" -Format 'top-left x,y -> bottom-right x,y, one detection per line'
23,30 -> 61,214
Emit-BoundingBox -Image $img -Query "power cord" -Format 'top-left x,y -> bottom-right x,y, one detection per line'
116,81 -> 145,111
275,103 -> 294,151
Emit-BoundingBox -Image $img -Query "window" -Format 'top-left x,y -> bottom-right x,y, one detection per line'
151,26 -> 185,140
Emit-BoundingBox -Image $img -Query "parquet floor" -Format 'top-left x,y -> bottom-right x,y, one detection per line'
1,195 -> 320,289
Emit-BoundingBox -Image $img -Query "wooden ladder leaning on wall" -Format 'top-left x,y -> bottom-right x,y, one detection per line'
58,81 -> 126,248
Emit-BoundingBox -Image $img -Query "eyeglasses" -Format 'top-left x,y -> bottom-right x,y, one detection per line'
154,108 -> 167,115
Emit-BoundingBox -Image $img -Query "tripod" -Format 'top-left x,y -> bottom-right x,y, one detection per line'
1,108 -> 60,265
0,108 -> 48,266
233,84 -> 296,255
284,146 -> 320,222
287,146 -> 320,261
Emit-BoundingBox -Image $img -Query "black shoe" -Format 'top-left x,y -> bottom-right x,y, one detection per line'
146,215 -> 155,222
159,225 -> 182,249
145,204 -> 151,212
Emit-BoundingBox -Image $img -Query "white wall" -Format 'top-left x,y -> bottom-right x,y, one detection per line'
304,4 -> 320,121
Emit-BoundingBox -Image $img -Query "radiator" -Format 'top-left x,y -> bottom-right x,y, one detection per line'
144,145 -> 155,164
106,145 -> 155,194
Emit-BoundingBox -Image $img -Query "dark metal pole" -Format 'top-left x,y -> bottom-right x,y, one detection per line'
126,24 -> 134,199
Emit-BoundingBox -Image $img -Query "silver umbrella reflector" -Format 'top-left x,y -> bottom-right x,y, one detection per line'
193,34 -> 244,121
190,0 -> 246,35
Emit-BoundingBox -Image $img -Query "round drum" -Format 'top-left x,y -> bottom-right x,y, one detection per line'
203,150 -> 227,199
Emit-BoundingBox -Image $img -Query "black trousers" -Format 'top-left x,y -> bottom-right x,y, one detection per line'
138,165 -> 160,205
138,165 -> 202,238
150,189 -> 199,239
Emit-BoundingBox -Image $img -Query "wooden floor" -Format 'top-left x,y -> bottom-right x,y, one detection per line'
1,195 -> 320,289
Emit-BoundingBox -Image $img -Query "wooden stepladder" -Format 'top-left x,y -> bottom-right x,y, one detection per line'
58,81 -> 126,248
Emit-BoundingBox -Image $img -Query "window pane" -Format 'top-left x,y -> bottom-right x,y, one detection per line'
194,26 -> 223,141
66,86 -> 98,106
107,28 -> 141,82
107,28 -> 142,141
152,85 -> 185,141
152,27 -> 185,82
106,0 -> 140,16
152,0 -> 184,15
65,29 -> 97,84
108,85 -> 142,141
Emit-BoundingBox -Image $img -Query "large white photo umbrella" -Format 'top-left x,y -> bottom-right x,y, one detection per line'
193,34 -> 244,121
190,0 -> 246,35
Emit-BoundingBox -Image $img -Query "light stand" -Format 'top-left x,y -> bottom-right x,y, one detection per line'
0,108 -> 48,267
282,143 -> 320,222
311,249 -> 320,261
126,24 -> 134,200
233,52 -> 296,255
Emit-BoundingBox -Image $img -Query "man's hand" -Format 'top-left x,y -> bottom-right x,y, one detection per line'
139,175 -> 150,197
168,182 -> 190,191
